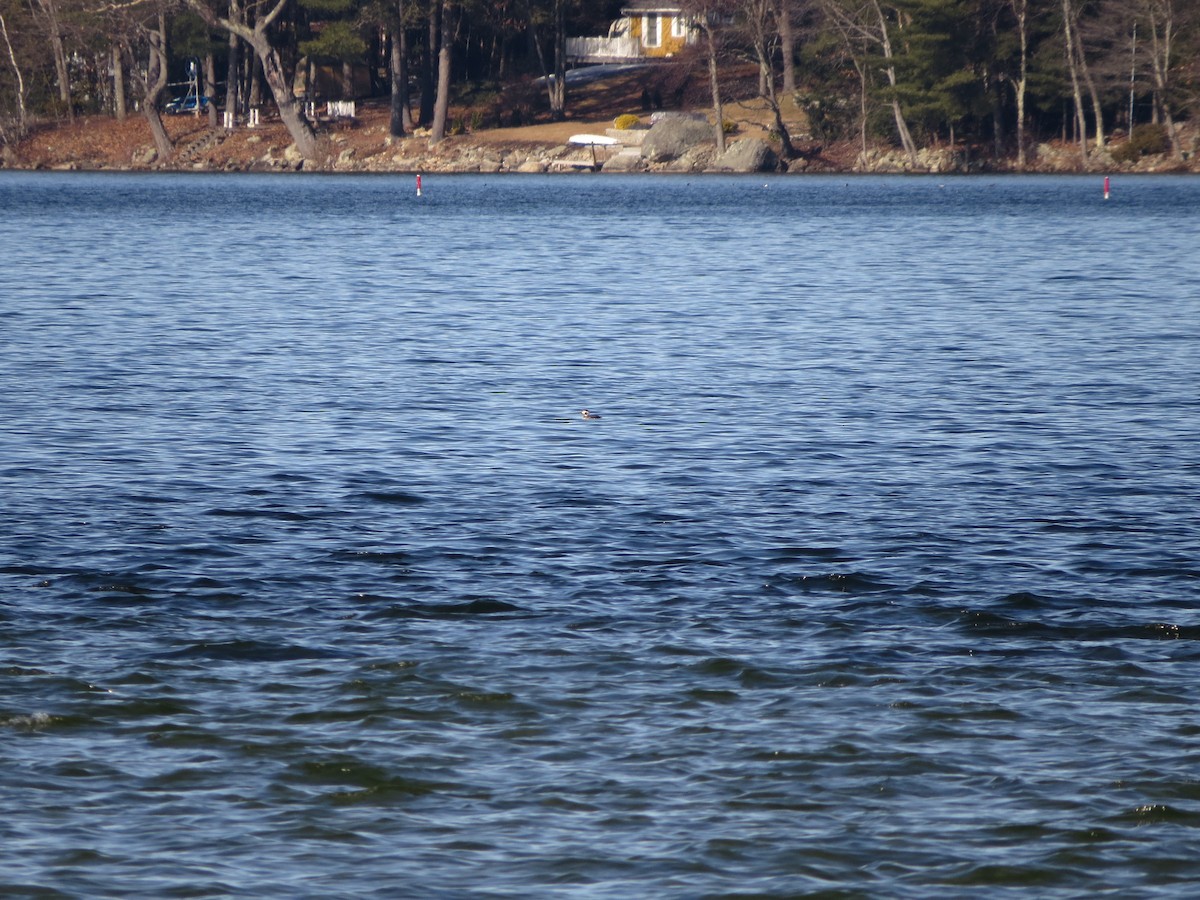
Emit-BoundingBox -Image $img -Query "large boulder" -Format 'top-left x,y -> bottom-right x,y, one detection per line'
710,137 -> 777,173
601,148 -> 647,172
641,114 -> 714,163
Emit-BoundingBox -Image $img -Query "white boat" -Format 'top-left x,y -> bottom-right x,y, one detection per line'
567,134 -> 621,146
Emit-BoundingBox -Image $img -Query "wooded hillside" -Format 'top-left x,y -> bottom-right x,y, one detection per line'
0,0 -> 1195,169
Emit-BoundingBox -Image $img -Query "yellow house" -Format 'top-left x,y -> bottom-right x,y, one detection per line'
622,1 -> 694,58
566,2 -> 697,63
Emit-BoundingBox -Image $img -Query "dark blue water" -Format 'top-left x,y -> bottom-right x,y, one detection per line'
2,171 -> 1199,897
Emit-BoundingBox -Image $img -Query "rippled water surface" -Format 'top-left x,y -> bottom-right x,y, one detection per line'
2,171 -> 1199,897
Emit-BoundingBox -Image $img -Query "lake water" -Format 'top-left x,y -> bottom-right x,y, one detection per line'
1,171 -> 1199,898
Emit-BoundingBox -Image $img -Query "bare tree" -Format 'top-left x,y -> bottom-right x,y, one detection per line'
681,1 -> 734,154
186,0 -> 327,163
389,0 -> 413,136
122,8 -> 173,162
1060,0 -> 1089,161
0,9 -> 27,138
31,0 -> 73,120
526,0 -> 566,121
1140,0 -> 1185,158
821,0 -> 918,163
741,0 -> 796,158
1003,0 -> 1029,168
220,0 -> 241,121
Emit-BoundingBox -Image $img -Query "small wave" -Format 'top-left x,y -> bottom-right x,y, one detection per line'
364,598 -> 524,619
1111,803 -> 1200,826
1,711 -> 54,731
332,549 -> 413,567
958,609 -> 1200,642
162,640 -> 344,662
352,490 -> 428,506
776,571 -> 896,595
204,507 -> 312,521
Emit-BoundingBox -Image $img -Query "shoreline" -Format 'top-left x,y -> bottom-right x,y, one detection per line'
4,110 -> 1197,177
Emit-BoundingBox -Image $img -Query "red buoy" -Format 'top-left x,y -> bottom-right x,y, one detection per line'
1104,175 -> 1110,200
416,174 -> 423,197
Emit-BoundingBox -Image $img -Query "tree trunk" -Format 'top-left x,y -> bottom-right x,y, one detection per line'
778,0 -> 796,94
188,0 -> 326,163
249,52 -> 263,109
872,0 -> 917,162
112,46 -> 127,121
0,11 -> 27,135
700,18 -> 726,155
205,53 -> 219,127
258,43 -> 325,161
751,0 -> 793,160
1145,0 -> 1183,159
35,0 -> 73,121
1061,0 -> 1088,163
550,0 -> 566,121
1071,9 -> 1104,150
419,2 -> 437,124
142,15 -> 173,163
225,3 -> 241,120
429,0 -> 453,144
1010,0 -> 1027,169
528,0 -> 565,120
389,14 -> 412,136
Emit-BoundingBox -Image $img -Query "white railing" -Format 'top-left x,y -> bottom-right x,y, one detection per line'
327,100 -> 356,119
565,36 -> 641,63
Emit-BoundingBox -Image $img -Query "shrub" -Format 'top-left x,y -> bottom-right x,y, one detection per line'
723,120 -> 738,135
1130,123 -> 1169,156
1112,141 -> 1140,164
1115,123 -> 1170,162
614,113 -> 641,130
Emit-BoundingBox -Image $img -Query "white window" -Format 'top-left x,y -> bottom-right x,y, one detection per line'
643,14 -> 660,48
671,15 -> 687,39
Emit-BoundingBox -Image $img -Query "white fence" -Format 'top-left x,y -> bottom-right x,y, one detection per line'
565,36 -> 641,63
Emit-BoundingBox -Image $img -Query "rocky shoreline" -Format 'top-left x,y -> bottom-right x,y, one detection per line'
4,108 -> 1197,176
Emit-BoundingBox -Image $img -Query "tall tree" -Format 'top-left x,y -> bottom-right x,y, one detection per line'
778,0 -> 798,92
1060,0 -> 1089,160
1139,0 -> 1186,158
111,44 -> 127,120
0,8 -> 27,139
741,0 -> 796,157
186,0 -> 327,162
822,0 -> 918,161
428,0 -> 452,142
31,0 -> 73,120
125,8 -> 174,161
682,0 -> 736,154
388,9 -> 410,134
1004,0 -> 1030,168
223,0 -> 241,119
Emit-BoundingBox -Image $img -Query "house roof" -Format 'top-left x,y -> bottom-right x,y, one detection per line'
620,1 -> 684,13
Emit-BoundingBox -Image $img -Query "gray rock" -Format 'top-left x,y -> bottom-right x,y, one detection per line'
641,115 -> 714,163
131,146 -> 157,166
601,148 -> 646,172
663,145 -> 716,173
710,138 -> 777,173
